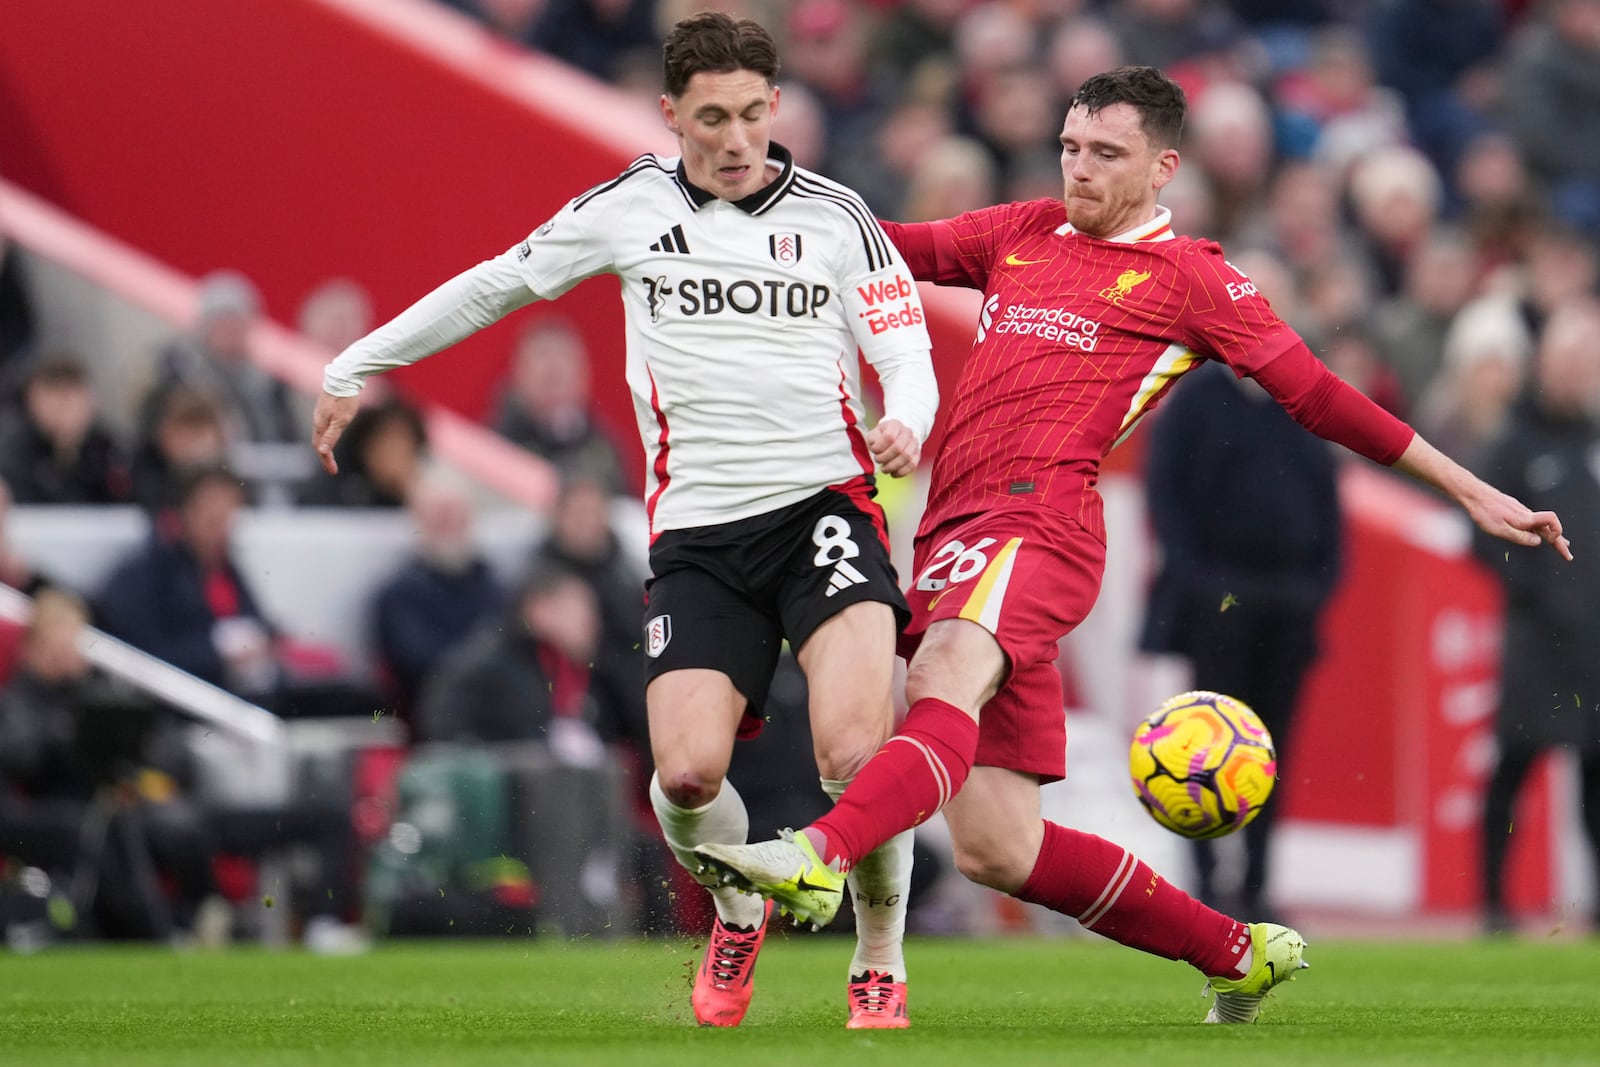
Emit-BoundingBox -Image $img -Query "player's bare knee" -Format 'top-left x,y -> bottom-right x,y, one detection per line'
950,838 -> 1030,894
949,841 -> 1015,892
812,728 -> 882,783
655,768 -> 722,809
904,657 -> 982,711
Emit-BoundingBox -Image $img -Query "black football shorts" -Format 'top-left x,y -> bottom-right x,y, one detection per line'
643,478 -> 909,725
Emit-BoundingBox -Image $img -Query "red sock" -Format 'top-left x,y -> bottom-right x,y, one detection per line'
809,698 -> 978,871
1015,821 -> 1251,978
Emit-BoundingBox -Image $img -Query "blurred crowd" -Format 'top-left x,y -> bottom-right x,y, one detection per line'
443,0 -> 1600,469
4,0 -> 1600,946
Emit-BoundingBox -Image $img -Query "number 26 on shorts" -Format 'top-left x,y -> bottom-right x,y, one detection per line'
914,537 -> 997,592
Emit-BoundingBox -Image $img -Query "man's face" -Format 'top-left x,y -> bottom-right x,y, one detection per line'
26,380 -> 94,449
1059,102 -> 1176,237
182,480 -> 243,566
201,311 -> 252,362
662,69 -> 778,202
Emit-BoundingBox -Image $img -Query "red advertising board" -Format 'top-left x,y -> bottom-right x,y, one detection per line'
1291,467 -> 1551,913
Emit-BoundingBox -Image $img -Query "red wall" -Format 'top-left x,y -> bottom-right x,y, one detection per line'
1286,468 -> 1551,912
0,1 -> 630,480
0,0 -> 981,480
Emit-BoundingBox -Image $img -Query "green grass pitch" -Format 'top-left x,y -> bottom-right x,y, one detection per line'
1,933 -> 1595,1066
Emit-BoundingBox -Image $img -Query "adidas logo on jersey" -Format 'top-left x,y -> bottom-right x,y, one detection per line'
825,559 -> 869,597
650,225 -> 692,254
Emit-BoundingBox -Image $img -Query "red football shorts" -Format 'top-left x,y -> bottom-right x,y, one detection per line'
899,498 -> 1107,782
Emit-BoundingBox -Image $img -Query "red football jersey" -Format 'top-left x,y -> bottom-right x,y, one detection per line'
884,199 -> 1305,531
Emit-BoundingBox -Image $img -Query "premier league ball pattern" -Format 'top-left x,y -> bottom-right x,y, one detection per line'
1129,690 -> 1277,840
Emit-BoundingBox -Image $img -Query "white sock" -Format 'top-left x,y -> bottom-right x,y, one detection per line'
649,772 -> 766,929
822,776 -> 910,982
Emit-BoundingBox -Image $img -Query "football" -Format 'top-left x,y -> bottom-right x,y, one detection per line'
1129,690 -> 1277,839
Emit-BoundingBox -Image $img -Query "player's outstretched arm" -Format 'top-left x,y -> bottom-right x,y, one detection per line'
1392,434 -> 1572,560
311,253 -> 540,474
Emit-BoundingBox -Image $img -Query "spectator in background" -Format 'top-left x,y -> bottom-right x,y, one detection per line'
0,353 -> 130,505
899,136 -> 1000,224
1140,358 -> 1343,919
0,227 -> 38,404
1275,25 -> 1406,173
1297,251 -> 1377,343
492,317 -> 628,495
1184,80 -> 1275,244
784,0 -> 891,162
0,478 -> 42,595
528,0 -> 659,84
1366,0 -> 1501,186
130,388 -> 230,521
1414,296 -> 1532,467
20,582 -> 368,948
1369,228 -> 1481,410
370,473 -> 503,721
415,563 -> 607,768
771,81 -> 829,172
831,98 -> 954,219
1102,0 -> 1243,73
1471,296 -> 1600,935
527,472 -> 646,747
300,397 -> 427,509
453,0 -> 543,41
950,3 -> 1037,141
0,588 -> 224,943
297,278 -> 374,357
1346,144 -> 1445,296
1499,0 -> 1600,237
142,270 -> 300,446
1237,160 -> 1350,276
1048,16 -> 1126,101
1320,325 -> 1408,421
1511,227 -> 1600,339
1453,132 -> 1543,276
95,466 -> 283,707
870,0 -> 964,88
967,64 -> 1066,194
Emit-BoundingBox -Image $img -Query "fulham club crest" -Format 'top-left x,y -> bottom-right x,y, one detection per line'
645,614 -> 672,658
769,232 -> 803,268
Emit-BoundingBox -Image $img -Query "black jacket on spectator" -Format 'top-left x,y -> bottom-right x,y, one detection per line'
529,536 -> 646,745
145,341 -> 300,446
1471,395 -> 1600,750
0,251 -> 37,401
94,533 -> 273,691
370,554 -> 503,712
0,668 -> 178,802
493,395 -> 629,496
0,419 -> 129,505
1140,362 -> 1343,655
414,613 -> 598,746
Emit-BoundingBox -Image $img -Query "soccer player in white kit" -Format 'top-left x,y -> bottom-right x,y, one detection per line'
311,12 -> 938,1030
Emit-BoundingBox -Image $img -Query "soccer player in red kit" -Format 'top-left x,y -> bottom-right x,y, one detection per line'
697,65 -> 1572,1024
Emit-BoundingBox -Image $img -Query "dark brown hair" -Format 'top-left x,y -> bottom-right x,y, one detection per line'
661,11 -> 779,98
1070,66 -> 1187,150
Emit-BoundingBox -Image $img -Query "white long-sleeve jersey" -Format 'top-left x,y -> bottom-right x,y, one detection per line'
325,144 -> 938,536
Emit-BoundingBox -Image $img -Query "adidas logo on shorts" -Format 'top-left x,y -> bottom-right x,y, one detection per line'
825,560 -> 868,597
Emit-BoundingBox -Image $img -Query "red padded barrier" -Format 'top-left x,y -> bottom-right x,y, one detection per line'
0,0 -> 982,474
